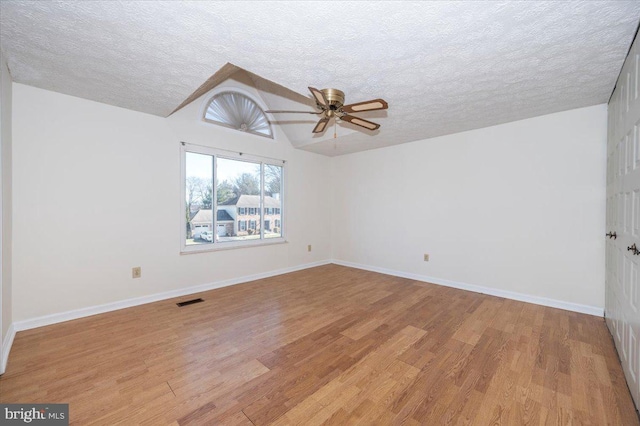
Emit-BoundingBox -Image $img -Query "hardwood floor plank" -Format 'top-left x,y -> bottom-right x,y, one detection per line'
0,265 -> 637,425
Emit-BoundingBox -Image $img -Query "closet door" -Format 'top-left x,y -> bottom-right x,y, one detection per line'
606,33 -> 640,410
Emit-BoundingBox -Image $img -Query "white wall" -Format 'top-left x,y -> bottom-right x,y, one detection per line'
11,83 -> 331,322
331,105 -> 607,310
0,53 -> 12,350
9,80 -> 608,324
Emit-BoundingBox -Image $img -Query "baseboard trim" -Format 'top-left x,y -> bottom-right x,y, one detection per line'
331,259 -> 604,317
10,260 -> 331,334
1,323 -> 16,375
1,259 -> 330,373
2,258 -> 603,374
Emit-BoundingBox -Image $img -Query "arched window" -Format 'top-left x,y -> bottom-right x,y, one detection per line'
203,91 -> 273,138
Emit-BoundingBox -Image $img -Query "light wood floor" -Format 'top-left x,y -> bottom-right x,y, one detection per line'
1,264 -> 638,425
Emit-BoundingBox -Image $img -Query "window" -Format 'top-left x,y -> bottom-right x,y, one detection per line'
182,143 -> 284,252
203,91 -> 272,138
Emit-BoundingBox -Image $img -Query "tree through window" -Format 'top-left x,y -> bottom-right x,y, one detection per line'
182,144 -> 284,252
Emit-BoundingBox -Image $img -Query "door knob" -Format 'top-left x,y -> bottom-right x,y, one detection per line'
607,232 -> 617,239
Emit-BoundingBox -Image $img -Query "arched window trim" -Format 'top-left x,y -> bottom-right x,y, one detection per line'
202,90 -> 273,139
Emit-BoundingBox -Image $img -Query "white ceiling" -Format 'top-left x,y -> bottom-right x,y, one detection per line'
1,1 -> 639,156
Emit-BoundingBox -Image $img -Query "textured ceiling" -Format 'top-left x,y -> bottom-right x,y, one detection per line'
1,1 -> 639,156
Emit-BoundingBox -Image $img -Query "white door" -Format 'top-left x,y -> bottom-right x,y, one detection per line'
606,34 -> 640,410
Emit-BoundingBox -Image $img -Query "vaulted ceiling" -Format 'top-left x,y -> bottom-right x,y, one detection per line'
1,1 -> 639,156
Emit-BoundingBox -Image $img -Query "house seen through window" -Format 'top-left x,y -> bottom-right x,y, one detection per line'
183,145 -> 283,251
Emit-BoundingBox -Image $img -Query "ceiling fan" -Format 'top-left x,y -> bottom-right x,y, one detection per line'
266,87 -> 388,134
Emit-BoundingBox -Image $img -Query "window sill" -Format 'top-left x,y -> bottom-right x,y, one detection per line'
180,238 -> 288,255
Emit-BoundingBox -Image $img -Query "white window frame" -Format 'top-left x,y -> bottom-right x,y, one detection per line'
180,143 -> 285,253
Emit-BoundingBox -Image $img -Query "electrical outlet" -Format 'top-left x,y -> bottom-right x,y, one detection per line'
132,267 -> 142,278
308,245 -> 312,252
424,254 -> 429,262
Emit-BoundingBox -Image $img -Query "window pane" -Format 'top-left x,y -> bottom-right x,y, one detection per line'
264,164 -> 283,238
204,92 -> 273,138
186,152 -> 214,246
217,157 -> 261,242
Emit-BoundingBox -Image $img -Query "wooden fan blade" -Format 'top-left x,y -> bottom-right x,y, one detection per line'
341,114 -> 380,131
265,110 -> 322,114
342,99 -> 388,113
309,87 -> 328,108
312,117 -> 330,134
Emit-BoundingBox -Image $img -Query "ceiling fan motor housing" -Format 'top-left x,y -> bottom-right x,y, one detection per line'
321,88 -> 345,109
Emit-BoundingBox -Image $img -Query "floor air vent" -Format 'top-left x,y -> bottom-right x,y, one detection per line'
176,298 -> 204,307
